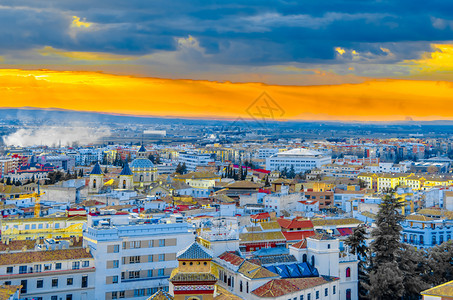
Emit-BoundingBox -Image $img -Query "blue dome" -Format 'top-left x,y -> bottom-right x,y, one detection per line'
130,158 -> 154,169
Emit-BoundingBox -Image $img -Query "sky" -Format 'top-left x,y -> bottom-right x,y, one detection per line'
1,0 -> 453,121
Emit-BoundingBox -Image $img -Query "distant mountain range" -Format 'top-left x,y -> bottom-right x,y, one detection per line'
2,107 -> 453,127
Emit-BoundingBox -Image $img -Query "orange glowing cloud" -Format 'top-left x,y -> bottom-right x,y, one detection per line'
0,69 -> 453,121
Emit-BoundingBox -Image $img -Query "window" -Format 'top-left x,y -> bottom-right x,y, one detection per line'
113,260 -> 119,268
316,290 -> 319,299
148,255 -> 153,262
300,296 -> 304,300
81,275 -> 88,288
159,239 -> 165,247
51,297 -> 57,300
346,267 -> 351,278
240,281 -> 243,292
311,255 -> 315,266
113,276 -> 118,284
34,264 -> 42,273
129,256 -> 140,264
158,269 -> 164,276
129,271 -> 140,279
325,288 -> 328,296
6,267 -> 12,274
327,244 -> 331,249
52,278 -> 58,287
82,261 -> 89,268
333,285 -> 336,294
66,295 -> 72,300
113,245 -> 120,253
130,241 -> 141,248
44,264 -> 52,271
432,236 -> 437,245
72,261 -> 80,270
246,281 -> 249,293
134,289 -> 145,297
346,289 -> 352,300
159,254 -> 165,261
307,293 -> 311,300
55,263 -> 61,270
19,266 -> 27,274
55,223 -> 60,229
37,279 -> 43,288
112,292 -> 118,299
67,278 -> 73,286
119,291 -> 125,298
122,242 -> 127,249
148,270 -> 153,277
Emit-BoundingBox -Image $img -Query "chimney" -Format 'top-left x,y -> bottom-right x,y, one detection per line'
76,236 -> 80,243
85,247 -> 90,254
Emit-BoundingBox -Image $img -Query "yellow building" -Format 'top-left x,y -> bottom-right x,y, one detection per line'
377,174 -> 400,192
0,216 -> 86,241
169,242 -> 218,300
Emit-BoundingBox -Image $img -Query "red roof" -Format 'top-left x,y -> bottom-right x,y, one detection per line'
291,239 -> 308,249
251,212 -> 270,220
259,188 -> 272,194
217,252 -> 244,266
282,231 -> 315,242
277,218 -> 314,230
252,277 -> 339,297
337,228 -> 353,236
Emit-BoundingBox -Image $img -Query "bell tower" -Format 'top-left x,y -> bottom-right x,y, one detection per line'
88,162 -> 104,194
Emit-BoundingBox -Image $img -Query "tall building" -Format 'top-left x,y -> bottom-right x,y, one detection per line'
178,152 -> 214,172
266,149 -> 331,173
169,242 -> 218,300
83,212 -> 193,300
88,162 -> 104,194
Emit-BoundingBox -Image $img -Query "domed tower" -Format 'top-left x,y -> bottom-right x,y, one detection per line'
119,162 -> 134,190
89,162 -> 104,194
130,145 -> 157,187
169,242 -> 217,300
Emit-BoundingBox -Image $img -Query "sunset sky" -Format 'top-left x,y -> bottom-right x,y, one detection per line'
2,1 -> 453,121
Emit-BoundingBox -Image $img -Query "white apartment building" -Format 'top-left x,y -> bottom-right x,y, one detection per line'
263,186 -> 304,215
0,248 -> 95,300
266,149 -> 332,173
83,212 -> 194,300
256,148 -> 279,160
178,152 -> 214,172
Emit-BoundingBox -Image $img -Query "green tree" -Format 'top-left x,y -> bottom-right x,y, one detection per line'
288,165 -> 296,179
425,240 -> 453,286
398,244 -> 430,300
345,224 -> 369,299
368,191 -> 405,300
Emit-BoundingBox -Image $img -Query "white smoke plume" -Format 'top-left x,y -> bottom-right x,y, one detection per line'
3,125 -> 111,147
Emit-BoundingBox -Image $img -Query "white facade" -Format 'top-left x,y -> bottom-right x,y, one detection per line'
266,149 -> 331,173
0,249 -> 95,300
178,152 -> 214,172
263,191 -> 304,216
83,213 -> 193,300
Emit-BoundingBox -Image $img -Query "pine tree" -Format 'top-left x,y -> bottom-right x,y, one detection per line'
425,240 -> 453,286
104,166 -> 108,174
6,177 -> 11,185
345,224 -> 369,299
288,165 -> 296,179
264,175 -> 270,187
398,244 -> 430,299
368,191 -> 405,300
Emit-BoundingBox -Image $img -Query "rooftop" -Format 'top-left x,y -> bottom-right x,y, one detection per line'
421,280 -> 453,297
0,248 -> 92,266
177,242 -> 213,260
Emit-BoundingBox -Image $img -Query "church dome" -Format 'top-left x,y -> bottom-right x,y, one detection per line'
130,158 -> 154,169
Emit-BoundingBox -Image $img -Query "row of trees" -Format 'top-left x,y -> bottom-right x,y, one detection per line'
345,191 -> 453,299
222,164 -> 248,180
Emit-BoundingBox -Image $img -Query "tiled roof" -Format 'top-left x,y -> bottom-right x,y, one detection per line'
0,285 -> 21,300
265,262 -> 319,278
239,231 -> 286,243
421,280 -> 453,297
252,276 -> 339,297
138,145 -> 147,152
177,242 -> 213,260
406,214 -> 433,221
170,272 -> 217,282
90,162 -> 103,175
215,285 -> 243,300
130,158 -> 154,169
309,233 -> 335,241
0,239 -> 36,252
282,231 -> 316,242
290,239 -> 308,249
260,221 -> 281,231
277,218 -> 313,230
311,218 -> 363,227
176,171 -> 219,180
119,163 -> 133,176
146,290 -> 174,300
226,181 -> 263,189
255,254 -> 298,266
0,248 -> 92,265
361,211 -> 377,219
251,212 -> 270,220
217,252 -> 244,266
238,261 -> 279,279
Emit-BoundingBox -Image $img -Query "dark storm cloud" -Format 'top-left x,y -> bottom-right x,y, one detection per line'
0,0 -> 452,65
